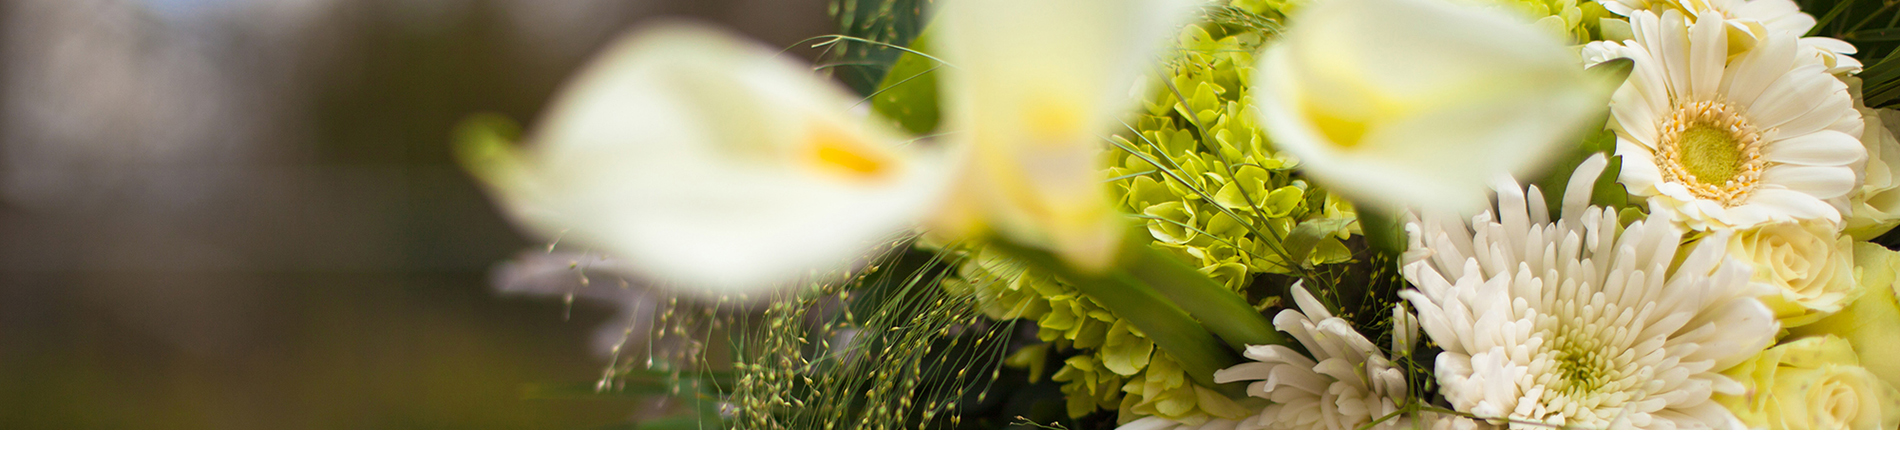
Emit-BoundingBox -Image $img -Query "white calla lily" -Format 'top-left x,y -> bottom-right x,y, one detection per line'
474,24 -> 953,293
933,0 -> 1206,271
1254,0 -> 1609,214
473,1 -> 1206,292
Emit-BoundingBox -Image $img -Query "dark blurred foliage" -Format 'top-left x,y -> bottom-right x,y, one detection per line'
0,0 -> 828,429
1801,0 -> 1900,107
827,0 -> 933,94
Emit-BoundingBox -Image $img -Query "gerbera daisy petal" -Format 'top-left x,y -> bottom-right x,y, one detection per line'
1656,10 -> 1693,95
1598,11 -> 1864,229
1719,32 -> 1797,107
1687,13 -> 1726,101
1747,188 -> 1841,221
1747,65 -> 1848,133
1762,130 -> 1866,166
1760,164 -> 1857,198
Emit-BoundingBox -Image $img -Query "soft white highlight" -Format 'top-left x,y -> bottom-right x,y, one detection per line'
1401,155 -> 1779,429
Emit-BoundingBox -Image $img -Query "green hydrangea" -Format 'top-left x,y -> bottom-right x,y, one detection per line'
1471,0 -> 1612,43
940,5 -> 1361,425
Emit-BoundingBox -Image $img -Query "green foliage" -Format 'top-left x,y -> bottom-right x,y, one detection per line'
721,242 -> 1013,429
1476,0 -> 1612,43
824,0 -> 936,95
930,4 -> 1389,426
1801,0 -> 1900,107
451,113 -> 527,192
868,30 -> 942,135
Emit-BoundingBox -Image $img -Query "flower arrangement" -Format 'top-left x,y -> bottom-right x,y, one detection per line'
459,0 -> 1900,429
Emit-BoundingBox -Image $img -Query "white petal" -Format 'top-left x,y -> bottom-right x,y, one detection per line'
1748,65 -> 1849,136
1687,13 -> 1726,102
494,25 -> 951,293
1744,187 -> 1842,221
1253,0 -> 1603,214
1719,30 -> 1796,106
1762,164 -> 1857,199
1762,130 -> 1867,166
1617,139 -> 1665,194
931,0 -> 1201,270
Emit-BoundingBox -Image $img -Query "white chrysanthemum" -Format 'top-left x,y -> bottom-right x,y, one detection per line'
1587,10 -> 1866,231
1117,415 -> 1253,430
1401,155 -> 1779,429
1222,282 -> 1416,429
1594,0 -> 1861,74
1120,281 -> 1419,430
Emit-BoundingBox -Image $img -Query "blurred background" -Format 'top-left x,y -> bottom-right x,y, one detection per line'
0,0 -> 835,428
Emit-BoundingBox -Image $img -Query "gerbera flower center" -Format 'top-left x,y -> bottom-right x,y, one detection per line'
1678,125 -> 1744,181
1654,100 -> 1765,206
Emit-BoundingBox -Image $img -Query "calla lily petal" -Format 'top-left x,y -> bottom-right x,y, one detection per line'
478,24 -> 954,293
1255,0 -> 1608,214
933,0 -> 1207,271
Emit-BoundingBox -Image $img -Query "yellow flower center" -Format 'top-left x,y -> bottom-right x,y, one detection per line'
1656,100 -> 1765,206
1678,125 -> 1744,182
1304,100 -> 1368,148
806,123 -> 893,181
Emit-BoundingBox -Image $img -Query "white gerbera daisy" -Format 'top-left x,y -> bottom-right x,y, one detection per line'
1401,155 -> 1779,429
1588,10 -> 1866,231
1594,0 -> 1861,74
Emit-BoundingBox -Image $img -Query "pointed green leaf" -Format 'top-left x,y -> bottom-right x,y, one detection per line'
1283,217 -> 1356,266
868,29 -> 942,135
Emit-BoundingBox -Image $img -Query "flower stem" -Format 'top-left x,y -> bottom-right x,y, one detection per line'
1121,241 -> 1287,352
988,233 -> 1253,397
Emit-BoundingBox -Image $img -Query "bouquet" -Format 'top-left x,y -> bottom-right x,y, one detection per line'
458,0 -> 1900,430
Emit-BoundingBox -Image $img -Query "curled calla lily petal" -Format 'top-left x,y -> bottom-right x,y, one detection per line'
473,24 -> 955,293
1254,0 -> 1609,214
471,1 -> 1212,293
932,0 -> 1207,271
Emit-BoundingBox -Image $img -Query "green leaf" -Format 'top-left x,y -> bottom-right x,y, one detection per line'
868,29 -> 942,135
1534,128 -> 1622,215
1141,201 -> 1198,244
1586,58 -> 1633,88
452,113 -> 528,192
1100,320 -> 1156,376
1807,0 -> 1862,37
987,237 -> 1248,396
1121,235 -> 1287,353
1845,28 -> 1900,41
1003,343 -> 1052,383
1356,206 -> 1407,257
1590,153 -> 1628,209
828,0 -> 936,95
1282,217 -> 1355,267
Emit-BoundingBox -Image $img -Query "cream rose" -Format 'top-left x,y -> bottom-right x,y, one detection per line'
1725,219 -> 1860,328
1846,77 -> 1900,240
1717,335 -> 1900,429
1793,242 -> 1900,391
